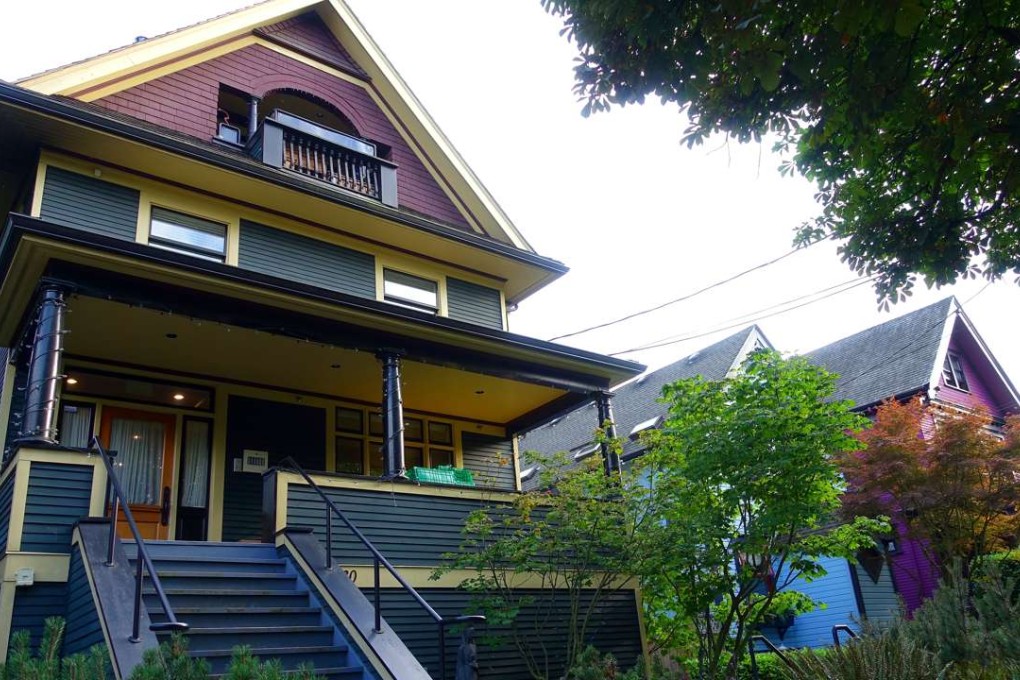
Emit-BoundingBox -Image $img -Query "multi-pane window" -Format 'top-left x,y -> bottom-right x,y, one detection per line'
150,207 -> 227,262
942,352 -> 970,391
335,405 -> 454,476
383,269 -> 438,312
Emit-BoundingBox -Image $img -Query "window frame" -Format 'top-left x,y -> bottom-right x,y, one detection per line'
333,405 -> 456,476
148,206 -> 229,263
382,269 -> 439,313
942,352 -> 970,392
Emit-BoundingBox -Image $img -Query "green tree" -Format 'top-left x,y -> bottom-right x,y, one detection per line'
637,350 -> 885,679
540,0 -> 1020,302
437,448 -> 645,680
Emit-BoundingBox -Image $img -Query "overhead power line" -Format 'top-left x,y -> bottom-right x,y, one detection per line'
547,245 -> 809,342
608,275 -> 876,357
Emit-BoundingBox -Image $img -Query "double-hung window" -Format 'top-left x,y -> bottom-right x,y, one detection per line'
383,269 -> 438,312
942,352 -> 969,391
150,207 -> 227,262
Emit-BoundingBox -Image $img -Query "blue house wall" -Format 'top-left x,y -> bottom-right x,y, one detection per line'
760,556 -> 862,649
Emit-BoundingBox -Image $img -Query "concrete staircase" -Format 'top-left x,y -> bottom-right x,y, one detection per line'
124,540 -> 372,679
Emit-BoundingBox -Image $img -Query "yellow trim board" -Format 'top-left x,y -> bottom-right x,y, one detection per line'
1,553 -> 72,583
279,470 -> 521,504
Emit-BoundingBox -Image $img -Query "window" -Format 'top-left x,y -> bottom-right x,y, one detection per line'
150,207 -> 227,262
334,405 -> 455,476
383,269 -> 438,312
942,353 -> 970,391
58,401 -> 95,448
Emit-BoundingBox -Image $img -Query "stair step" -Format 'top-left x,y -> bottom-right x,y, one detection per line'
151,607 -> 323,628
139,555 -> 289,573
210,670 -> 363,680
166,626 -> 335,652
147,590 -> 311,609
124,540 -> 279,560
145,572 -> 298,590
191,646 -> 352,674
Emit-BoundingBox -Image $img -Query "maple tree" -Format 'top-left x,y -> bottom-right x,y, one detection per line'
839,398 -> 1020,577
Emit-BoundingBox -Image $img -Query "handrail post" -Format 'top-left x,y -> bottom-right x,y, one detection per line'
326,504 -> 333,570
105,450 -> 119,567
438,622 -> 447,680
374,557 -> 382,633
131,556 -> 144,642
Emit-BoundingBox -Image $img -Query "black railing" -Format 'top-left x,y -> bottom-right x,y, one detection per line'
747,635 -> 796,680
277,458 -> 485,680
831,623 -> 858,647
89,436 -> 188,641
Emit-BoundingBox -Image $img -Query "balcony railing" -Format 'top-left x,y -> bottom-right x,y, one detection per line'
248,111 -> 398,207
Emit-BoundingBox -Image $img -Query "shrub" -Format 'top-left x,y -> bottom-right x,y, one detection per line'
782,630 -> 944,680
0,617 -> 108,680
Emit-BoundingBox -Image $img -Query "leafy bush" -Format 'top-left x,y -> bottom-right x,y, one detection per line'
129,636 -> 324,680
0,617 -> 108,680
566,647 -> 645,680
783,630 -> 944,680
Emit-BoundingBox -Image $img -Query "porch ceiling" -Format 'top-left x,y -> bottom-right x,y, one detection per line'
64,296 -> 567,425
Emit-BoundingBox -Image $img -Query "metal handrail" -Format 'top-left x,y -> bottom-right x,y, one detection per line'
277,457 -> 485,680
89,436 -> 188,641
832,624 -> 858,647
748,634 -> 796,680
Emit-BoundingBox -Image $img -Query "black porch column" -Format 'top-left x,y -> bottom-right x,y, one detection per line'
21,286 -> 68,443
377,350 -> 406,479
594,390 -> 621,477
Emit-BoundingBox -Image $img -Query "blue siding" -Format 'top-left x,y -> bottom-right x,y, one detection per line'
9,583 -> 68,653
0,470 -> 14,554
40,166 -> 140,240
760,556 -> 862,649
63,548 -> 105,656
21,462 -> 93,553
287,485 -> 496,566
461,433 -> 515,491
368,587 -> 641,679
447,278 -> 503,330
238,220 -> 376,298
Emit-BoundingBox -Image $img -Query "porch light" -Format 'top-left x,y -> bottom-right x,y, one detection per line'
173,393 -> 185,401
66,377 -> 78,385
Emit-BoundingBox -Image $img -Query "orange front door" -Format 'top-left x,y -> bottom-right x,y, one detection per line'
100,407 -> 176,541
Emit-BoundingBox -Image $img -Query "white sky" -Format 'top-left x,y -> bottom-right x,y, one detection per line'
2,0 -> 1018,387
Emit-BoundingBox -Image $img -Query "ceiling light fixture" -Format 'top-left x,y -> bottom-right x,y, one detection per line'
173,393 -> 185,401
66,377 -> 79,385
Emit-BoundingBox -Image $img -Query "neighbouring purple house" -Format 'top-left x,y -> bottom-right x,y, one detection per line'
806,296 -> 1020,613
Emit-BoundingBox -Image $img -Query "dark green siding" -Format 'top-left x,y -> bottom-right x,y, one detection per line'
10,583 -> 67,653
4,356 -> 28,462
63,549 -> 105,656
22,462 -> 93,553
0,470 -> 14,554
446,278 -> 503,329
367,587 -> 642,679
287,486 -> 494,565
40,166 -> 140,240
461,433 -> 515,491
238,221 -> 376,298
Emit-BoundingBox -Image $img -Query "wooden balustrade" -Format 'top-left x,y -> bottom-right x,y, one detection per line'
282,129 -> 381,200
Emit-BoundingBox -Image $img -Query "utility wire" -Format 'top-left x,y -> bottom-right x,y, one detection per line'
625,275 -> 872,353
547,245 -> 809,342
608,275 -> 876,357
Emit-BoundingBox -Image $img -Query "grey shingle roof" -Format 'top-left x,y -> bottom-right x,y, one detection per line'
805,297 -> 955,409
519,326 -> 766,488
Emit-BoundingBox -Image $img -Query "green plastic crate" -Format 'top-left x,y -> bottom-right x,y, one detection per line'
408,465 -> 475,487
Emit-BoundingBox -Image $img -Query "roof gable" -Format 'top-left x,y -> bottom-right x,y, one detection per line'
14,0 -> 534,256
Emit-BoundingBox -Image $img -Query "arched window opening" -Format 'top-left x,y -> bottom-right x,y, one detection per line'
261,89 -> 358,139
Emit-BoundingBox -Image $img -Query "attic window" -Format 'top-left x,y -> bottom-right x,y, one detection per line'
630,416 -> 663,439
942,353 -> 969,391
383,269 -> 438,312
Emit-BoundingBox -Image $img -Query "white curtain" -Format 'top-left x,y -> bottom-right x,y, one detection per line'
61,405 -> 93,448
109,418 -> 165,505
180,421 -> 210,508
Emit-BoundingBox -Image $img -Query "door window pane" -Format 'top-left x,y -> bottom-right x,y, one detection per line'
60,403 -> 94,448
109,418 -> 165,505
180,420 -> 210,508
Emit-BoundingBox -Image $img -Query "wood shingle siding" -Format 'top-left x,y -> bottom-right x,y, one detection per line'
21,462 -> 93,553
238,220 -> 376,298
287,485 -> 490,566
255,13 -> 364,76
447,278 -> 503,330
40,166 -> 140,241
96,40 -> 471,229
461,433 -> 515,490
62,548 -> 105,657
368,587 -> 643,679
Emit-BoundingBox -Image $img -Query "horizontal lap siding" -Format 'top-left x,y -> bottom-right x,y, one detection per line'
760,556 -> 861,649
22,463 -> 93,553
10,583 -> 67,653
855,560 -> 900,627
238,220 -> 375,298
40,166 -> 140,240
287,485 -> 497,566
461,433 -> 515,491
0,470 -> 14,554
96,42 -> 470,228
446,278 -> 503,330
368,587 -> 642,679
63,549 -> 105,656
